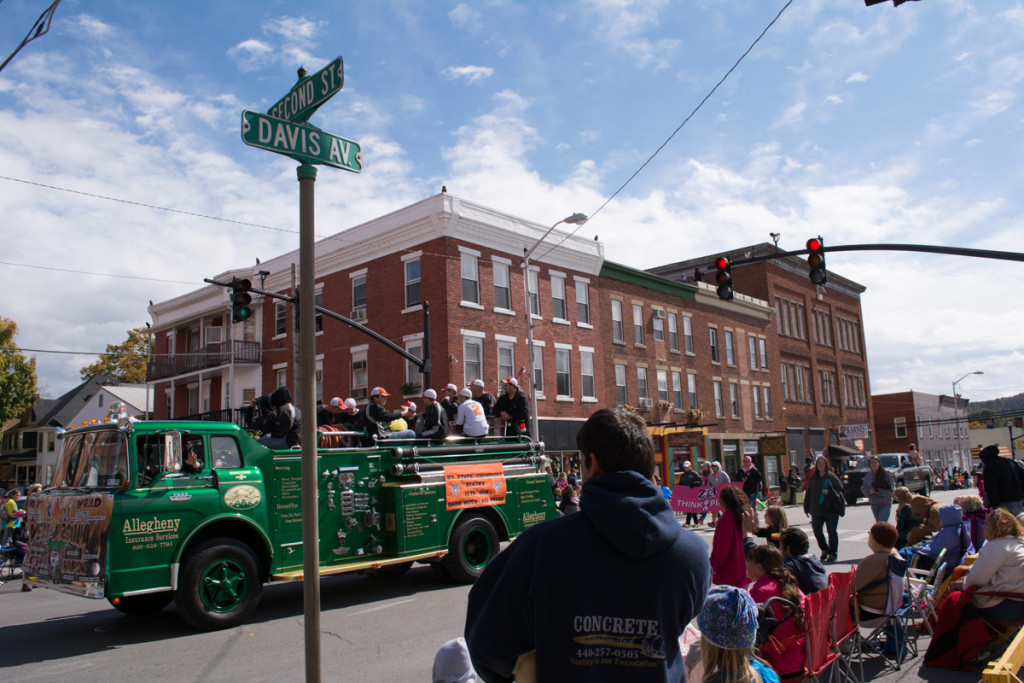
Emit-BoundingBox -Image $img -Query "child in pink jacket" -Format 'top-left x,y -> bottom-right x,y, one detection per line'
710,485 -> 750,587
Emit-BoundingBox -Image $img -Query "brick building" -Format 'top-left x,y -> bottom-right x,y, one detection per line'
871,390 -> 970,471
147,196 -> 872,487
649,242 -> 874,470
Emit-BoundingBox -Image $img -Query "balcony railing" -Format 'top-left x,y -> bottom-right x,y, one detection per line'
147,340 -> 261,381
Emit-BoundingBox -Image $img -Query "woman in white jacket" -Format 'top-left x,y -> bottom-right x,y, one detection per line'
706,461 -> 730,528
959,508 -> 1024,622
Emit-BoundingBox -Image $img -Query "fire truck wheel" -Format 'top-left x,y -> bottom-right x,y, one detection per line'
175,538 -> 263,630
109,591 -> 173,615
441,513 -> 498,584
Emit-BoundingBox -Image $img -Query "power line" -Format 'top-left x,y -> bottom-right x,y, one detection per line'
0,174 -> 298,235
0,260 -> 196,285
533,0 -> 794,263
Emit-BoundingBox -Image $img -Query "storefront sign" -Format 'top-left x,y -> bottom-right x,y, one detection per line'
760,436 -> 786,456
667,431 -> 705,448
838,424 -> 869,440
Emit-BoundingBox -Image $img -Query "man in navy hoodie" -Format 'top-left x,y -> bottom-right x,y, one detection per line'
465,407 -> 711,682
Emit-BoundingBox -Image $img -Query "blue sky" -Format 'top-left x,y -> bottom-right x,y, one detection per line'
1,0 -> 1021,407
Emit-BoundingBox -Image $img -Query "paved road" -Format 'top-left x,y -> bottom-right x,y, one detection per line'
0,487 -> 990,681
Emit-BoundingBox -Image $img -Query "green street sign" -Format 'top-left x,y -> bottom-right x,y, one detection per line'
241,110 -> 362,173
268,56 -> 344,123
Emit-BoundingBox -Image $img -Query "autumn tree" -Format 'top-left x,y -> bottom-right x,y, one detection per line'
0,317 -> 39,423
80,327 -> 149,384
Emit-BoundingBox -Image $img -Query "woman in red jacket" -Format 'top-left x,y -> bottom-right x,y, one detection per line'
710,485 -> 751,587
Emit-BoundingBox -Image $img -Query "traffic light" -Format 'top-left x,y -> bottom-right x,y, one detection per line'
714,256 -> 733,301
806,237 -> 827,285
231,278 -> 253,323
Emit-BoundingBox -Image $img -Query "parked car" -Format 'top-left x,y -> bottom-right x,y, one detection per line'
842,453 -> 931,505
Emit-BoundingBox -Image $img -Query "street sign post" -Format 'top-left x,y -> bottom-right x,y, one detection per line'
241,110 -> 362,173
268,56 -> 344,123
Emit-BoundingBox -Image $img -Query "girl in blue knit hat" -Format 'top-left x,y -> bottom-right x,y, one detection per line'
698,585 -> 781,683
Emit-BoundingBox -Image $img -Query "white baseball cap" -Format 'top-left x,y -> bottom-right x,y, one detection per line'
459,388 -> 473,398
343,398 -> 357,409
329,397 -> 342,407
445,383 -> 457,392
422,389 -> 438,400
470,379 -> 485,387
370,386 -> 389,397
502,377 -> 518,387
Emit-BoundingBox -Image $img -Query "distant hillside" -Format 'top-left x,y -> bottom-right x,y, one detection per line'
967,392 -> 1024,426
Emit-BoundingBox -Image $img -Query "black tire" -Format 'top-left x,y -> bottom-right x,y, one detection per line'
174,538 -> 263,630
364,561 -> 413,578
441,513 -> 499,584
109,591 -> 173,615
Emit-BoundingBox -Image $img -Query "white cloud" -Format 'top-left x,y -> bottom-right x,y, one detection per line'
775,101 -> 807,128
264,17 -> 323,40
846,72 -> 868,83
585,0 -> 681,69
227,39 -> 274,73
443,65 -> 494,83
824,95 -> 842,105
449,4 -> 483,31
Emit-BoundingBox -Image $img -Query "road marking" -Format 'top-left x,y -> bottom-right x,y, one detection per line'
353,598 -> 416,615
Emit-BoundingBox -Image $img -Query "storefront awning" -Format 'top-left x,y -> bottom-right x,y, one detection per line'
829,443 -> 863,459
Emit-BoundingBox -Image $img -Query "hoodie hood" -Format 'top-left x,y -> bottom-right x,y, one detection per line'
910,495 -> 938,517
581,470 -> 681,559
939,504 -> 964,528
979,445 -> 1000,464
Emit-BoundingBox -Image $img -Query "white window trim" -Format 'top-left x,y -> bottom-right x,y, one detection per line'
460,329 -> 487,339
495,334 -> 518,343
349,267 -> 367,278
458,245 -> 482,257
401,250 -> 423,262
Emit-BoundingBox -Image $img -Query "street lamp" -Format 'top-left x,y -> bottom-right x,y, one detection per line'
953,370 -> 983,471
523,212 -> 588,442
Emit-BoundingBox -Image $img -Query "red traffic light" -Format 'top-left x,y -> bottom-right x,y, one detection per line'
715,256 -> 729,270
806,238 -> 822,252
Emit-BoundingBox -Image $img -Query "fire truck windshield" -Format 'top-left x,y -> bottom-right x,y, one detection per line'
53,429 -> 129,489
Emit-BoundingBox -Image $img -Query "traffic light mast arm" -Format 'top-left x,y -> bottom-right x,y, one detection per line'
720,243 -> 1024,268
204,277 -> 426,370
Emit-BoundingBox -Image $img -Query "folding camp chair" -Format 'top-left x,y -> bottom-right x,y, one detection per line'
828,566 -> 862,683
972,590 -> 1024,655
803,585 -> 844,683
905,561 -> 947,635
860,554 -> 917,671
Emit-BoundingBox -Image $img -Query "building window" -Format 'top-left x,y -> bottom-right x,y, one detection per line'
713,380 -> 724,417
464,336 -> 483,386
672,371 -> 683,410
351,354 -> 368,400
315,367 -> 323,403
275,302 -> 287,336
405,342 -> 423,390
637,367 -> 649,402
580,350 -> 595,399
461,253 -> 479,304
683,316 -> 693,354
894,417 -> 907,439
611,300 -> 624,342
633,305 -> 645,345
763,386 -> 772,419
819,369 -> 835,406
668,313 -> 679,352
753,385 -> 762,418
493,260 -> 511,310
729,382 -> 739,418
758,338 -> 767,368
314,290 -> 323,332
551,275 -> 567,320
794,365 -> 806,403
725,330 -> 735,366
709,327 -> 719,363
352,274 -> 367,316
656,369 -> 669,403
531,344 -> 544,396
615,364 -> 627,405
528,270 -> 539,316
781,363 -> 790,401
497,341 -> 515,385
405,258 -> 421,307
748,335 -> 758,369
555,348 -> 571,396
576,281 -> 590,324
653,312 -> 665,341
687,373 -> 697,410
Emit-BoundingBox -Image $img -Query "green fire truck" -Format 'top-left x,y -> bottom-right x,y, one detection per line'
23,416 -> 555,630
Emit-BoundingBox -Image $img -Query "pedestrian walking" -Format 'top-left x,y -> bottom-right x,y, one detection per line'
803,456 -> 844,562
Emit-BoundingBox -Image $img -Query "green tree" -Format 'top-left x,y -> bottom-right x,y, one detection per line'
80,327 -> 149,384
0,318 -> 39,424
